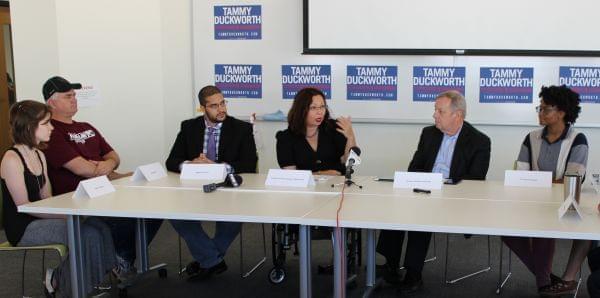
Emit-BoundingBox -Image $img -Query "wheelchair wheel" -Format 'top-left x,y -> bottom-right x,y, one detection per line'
268,267 -> 286,284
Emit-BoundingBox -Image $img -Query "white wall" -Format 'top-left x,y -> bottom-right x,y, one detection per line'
11,0 -> 194,171
10,0 -> 600,180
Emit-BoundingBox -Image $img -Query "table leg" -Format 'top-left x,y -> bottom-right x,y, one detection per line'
299,225 -> 312,298
333,227 -> 346,298
135,218 -> 149,273
363,229 -> 382,297
67,215 -> 86,297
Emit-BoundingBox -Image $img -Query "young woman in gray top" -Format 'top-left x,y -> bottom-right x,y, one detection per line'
503,85 -> 589,296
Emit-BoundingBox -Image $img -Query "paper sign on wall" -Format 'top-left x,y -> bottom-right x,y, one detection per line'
72,176 -> 115,199
75,83 -> 101,107
131,162 -> 167,182
180,164 -> 227,180
265,169 -> 315,188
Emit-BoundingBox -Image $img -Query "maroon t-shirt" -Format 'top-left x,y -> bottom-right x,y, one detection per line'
43,119 -> 114,195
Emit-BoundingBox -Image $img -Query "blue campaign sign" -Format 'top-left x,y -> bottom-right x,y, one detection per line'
214,64 -> 262,99
413,66 -> 466,102
281,65 -> 331,99
559,66 -> 600,103
479,67 -> 534,103
214,5 -> 261,40
346,65 -> 397,101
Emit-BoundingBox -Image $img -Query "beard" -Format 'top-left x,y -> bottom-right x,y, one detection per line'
205,112 -> 226,123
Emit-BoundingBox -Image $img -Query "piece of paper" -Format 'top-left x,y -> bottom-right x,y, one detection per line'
393,172 -> 443,190
131,162 -> 167,182
558,195 -> 583,219
265,169 -> 315,188
180,163 -> 227,180
504,170 -> 552,188
75,82 -> 101,107
72,176 -> 115,199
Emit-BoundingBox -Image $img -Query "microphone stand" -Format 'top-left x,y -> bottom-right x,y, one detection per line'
331,164 -> 363,189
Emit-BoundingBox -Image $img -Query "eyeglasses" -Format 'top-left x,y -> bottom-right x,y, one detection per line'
535,105 -> 557,114
206,100 -> 228,110
309,105 -> 326,112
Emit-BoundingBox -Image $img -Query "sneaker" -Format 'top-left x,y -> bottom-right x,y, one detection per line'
44,268 -> 56,294
187,260 -> 228,282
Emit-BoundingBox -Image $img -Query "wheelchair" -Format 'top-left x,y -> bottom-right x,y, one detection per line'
268,223 -> 362,285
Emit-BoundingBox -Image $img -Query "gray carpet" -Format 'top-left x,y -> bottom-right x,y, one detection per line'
0,222 -> 591,297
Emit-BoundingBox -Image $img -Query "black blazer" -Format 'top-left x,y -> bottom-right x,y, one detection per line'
166,116 -> 258,174
408,121 -> 491,180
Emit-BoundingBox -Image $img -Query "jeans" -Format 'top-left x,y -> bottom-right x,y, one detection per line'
170,220 -> 241,268
102,217 -> 163,267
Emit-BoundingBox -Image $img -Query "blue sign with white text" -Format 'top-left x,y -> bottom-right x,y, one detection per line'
214,5 -> 261,40
214,64 -> 262,98
559,66 -> 600,103
413,66 -> 465,102
479,67 -> 533,103
281,65 -> 331,99
346,65 -> 397,101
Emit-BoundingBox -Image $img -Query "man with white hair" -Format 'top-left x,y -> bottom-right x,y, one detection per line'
377,90 -> 491,294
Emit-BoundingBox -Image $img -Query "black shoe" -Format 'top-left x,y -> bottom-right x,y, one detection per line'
185,261 -> 201,276
376,263 -> 400,285
187,260 -> 228,282
398,273 -> 423,294
317,264 -> 334,275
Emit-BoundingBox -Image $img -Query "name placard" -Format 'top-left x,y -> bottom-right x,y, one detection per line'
131,162 -> 167,182
180,163 -> 227,180
393,172 -> 443,190
73,176 -> 116,199
265,169 -> 315,188
558,195 -> 583,219
504,170 -> 552,188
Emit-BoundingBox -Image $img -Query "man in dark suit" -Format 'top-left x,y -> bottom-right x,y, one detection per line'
377,90 -> 491,294
166,85 -> 258,281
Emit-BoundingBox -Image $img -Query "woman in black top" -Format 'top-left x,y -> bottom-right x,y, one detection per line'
276,87 -> 357,175
1,100 -> 115,296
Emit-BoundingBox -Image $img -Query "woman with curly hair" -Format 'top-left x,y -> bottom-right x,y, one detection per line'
503,85 -> 590,296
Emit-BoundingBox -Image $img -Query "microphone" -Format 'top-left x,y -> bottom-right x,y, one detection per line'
203,174 -> 243,193
345,146 -> 362,167
345,147 -> 361,179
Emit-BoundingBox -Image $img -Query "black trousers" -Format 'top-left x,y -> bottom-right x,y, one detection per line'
589,246 -> 600,298
376,229 -> 432,275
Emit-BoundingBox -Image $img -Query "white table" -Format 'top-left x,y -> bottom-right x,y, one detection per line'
19,184 -> 338,298
302,180 -> 600,297
19,174 -> 600,298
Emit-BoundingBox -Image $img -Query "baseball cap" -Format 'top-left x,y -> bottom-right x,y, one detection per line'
42,76 -> 82,100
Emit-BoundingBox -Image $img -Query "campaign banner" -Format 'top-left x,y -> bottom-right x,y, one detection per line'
281,65 -> 331,99
413,66 -> 466,102
214,5 -> 261,40
559,66 -> 600,103
479,67 -> 533,103
346,65 -> 397,101
214,64 -> 262,98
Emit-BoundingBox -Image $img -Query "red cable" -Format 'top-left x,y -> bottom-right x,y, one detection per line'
336,182 -> 346,297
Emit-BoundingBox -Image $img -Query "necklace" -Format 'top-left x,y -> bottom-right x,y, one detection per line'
18,144 -> 42,175
306,130 -> 318,138
16,144 -> 43,196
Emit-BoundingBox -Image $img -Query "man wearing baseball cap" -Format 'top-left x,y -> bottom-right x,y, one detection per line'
42,75 -> 163,284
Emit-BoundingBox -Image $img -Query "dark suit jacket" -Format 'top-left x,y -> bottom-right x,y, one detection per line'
166,116 -> 258,174
408,121 -> 491,180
